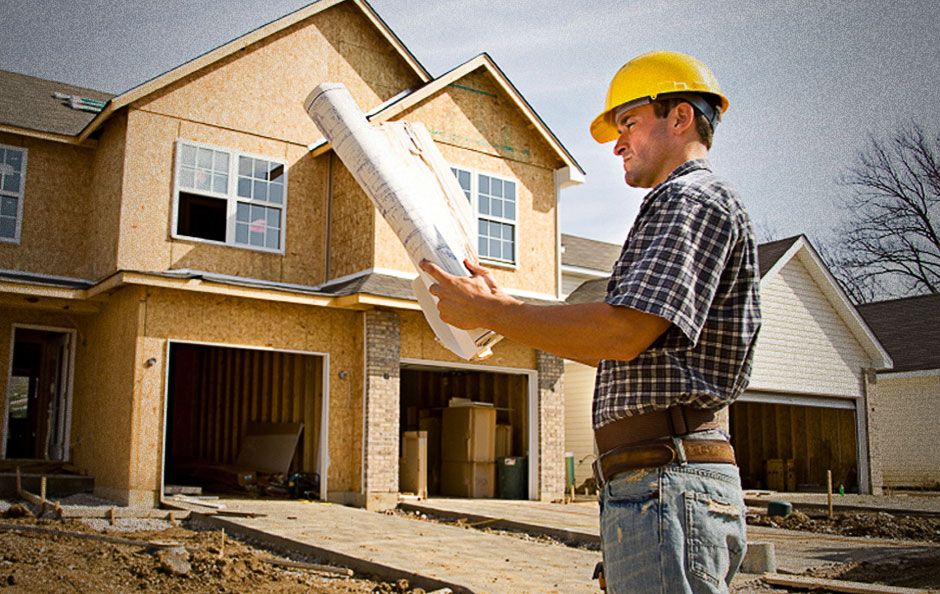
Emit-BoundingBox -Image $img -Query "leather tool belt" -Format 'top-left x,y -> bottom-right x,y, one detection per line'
592,405 -> 734,487
592,439 -> 736,487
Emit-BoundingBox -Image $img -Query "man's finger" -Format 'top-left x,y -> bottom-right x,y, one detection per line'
420,259 -> 449,282
464,259 -> 498,292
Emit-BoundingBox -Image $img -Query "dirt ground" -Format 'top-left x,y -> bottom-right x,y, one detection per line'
2,503 -> 940,593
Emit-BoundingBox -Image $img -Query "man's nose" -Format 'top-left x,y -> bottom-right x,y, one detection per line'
613,134 -> 628,156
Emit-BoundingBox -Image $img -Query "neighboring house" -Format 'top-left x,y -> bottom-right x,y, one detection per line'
562,234 -> 892,494
858,293 -> 940,490
0,0 -> 585,509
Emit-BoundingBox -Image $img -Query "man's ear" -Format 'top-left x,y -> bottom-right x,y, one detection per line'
672,102 -> 696,135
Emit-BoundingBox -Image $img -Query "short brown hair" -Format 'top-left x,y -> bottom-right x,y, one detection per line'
651,97 -> 721,149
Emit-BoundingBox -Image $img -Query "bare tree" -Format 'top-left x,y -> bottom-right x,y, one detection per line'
826,123 -> 940,303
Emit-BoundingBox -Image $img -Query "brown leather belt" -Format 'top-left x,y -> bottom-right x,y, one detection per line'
594,405 -> 726,453
593,439 -> 736,487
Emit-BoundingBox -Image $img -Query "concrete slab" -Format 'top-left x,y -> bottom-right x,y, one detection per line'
199,498 -> 602,594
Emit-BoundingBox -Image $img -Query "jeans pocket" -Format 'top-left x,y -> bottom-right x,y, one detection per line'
683,491 -> 746,589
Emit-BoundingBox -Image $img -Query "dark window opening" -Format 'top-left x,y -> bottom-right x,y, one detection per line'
177,192 -> 227,242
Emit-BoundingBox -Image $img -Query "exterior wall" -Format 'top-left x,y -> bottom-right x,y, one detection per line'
375,71 -> 564,296
87,115 -> 128,280
750,255 -> 873,398
112,2 -> 422,284
327,156 -> 375,280
870,372 -> 940,489
563,360 -> 596,486
361,309 -> 400,509
537,351 -> 565,501
0,132 -> 95,279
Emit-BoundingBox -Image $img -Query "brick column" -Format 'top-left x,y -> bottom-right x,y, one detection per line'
362,310 -> 401,510
537,350 -> 566,501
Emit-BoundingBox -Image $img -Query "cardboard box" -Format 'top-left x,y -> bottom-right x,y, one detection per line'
496,424 -> 512,458
419,416 -> 442,494
399,430 -> 427,498
442,405 -> 496,462
766,459 -> 796,492
441,461 -> 495,498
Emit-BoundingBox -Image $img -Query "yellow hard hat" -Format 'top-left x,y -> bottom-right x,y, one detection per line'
590,50 -> 729,143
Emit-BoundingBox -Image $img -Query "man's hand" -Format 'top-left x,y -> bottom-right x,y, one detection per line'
419,258 -> 521,330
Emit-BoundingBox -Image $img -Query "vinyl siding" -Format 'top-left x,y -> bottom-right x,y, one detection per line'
563,360 -> 596,486
750,254 -> 871,398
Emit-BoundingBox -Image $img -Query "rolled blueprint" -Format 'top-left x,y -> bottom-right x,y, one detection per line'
304,83 -> 502,360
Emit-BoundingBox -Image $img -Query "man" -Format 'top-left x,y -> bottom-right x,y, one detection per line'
421,50 -> 760,593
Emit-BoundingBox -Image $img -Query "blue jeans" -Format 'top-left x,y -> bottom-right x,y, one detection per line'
598,431 -> 747,594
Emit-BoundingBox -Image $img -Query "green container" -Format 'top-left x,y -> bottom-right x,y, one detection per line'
767,500 -> 793,518
497,456 -> 527,499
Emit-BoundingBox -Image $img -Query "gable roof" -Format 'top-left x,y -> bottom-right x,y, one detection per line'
72,0 -> 430,142
311,53 -> 584,175
0,69 -> 113,140
561,233 -> 621,272
857,293 -> 940,373
757,235 -> 801,278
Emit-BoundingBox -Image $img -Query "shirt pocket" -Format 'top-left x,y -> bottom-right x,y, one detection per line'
683,491 -> 746,587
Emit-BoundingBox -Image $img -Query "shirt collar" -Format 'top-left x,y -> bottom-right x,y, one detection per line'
637,159 -> 712,216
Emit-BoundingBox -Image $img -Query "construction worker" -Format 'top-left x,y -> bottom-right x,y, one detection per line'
421,50 -> 760,593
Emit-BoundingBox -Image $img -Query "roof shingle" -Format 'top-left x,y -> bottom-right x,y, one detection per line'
857,293 -> 940,372
0,69 -> 113,137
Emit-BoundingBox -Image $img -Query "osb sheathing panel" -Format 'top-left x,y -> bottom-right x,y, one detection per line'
372,71 -> 562,295
68,286 -> 144,504
136,2 -> 422,148
0,133 -> 95,279
398,309 -> 536,370
328,156 -> 375,279
118,110 -> 329,285
139,288 -> 364,494
88,114 -> 129,280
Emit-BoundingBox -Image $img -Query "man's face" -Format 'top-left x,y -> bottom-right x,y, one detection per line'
612,103 -> 672,189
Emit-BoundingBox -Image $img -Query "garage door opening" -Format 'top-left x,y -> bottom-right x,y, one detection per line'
399,362 -> 532,499
164,342 -> 327,499
730,401 -> 858,493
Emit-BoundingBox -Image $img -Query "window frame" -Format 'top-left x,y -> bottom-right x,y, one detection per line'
0,144 -> 28,245
171,139 -> 288,254
451,166 -> 519,267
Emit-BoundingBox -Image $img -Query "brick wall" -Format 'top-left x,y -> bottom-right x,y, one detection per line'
537,350 -> 566,500
362,309 -> 401,505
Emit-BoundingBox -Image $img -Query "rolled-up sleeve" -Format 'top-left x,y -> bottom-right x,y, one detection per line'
605,195 -> 736,346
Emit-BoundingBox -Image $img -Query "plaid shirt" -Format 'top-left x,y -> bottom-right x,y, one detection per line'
593,159 -> 761,429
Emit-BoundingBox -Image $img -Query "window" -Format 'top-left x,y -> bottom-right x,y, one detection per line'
174,140 -> 286,252
0,145 -> 27,243
451,167 -> 517,264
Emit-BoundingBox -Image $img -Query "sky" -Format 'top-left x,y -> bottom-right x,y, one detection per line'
1,0 -> 938,247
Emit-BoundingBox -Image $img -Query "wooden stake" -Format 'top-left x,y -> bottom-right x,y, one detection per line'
15,466 -> 22,495
219,529 -> 225,559
827,470 -> 833,519
40,476 -> 47,515
109,507 -> 117,526
168,511 -> 176,527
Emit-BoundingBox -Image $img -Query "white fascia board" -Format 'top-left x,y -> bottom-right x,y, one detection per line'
562,265 -> 609,278
876,368 -> 940,380
555,166 -> 585,190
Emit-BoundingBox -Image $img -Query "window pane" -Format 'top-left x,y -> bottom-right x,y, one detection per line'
197,147 -> 213,169
235,223 -> 249,244
181,144 -> 197,167
180,167 -> 195,189
6,150 -> 22,170
176,192 -> 227,241
214,151 -> 229,172
253,159 -> 267,179
0,216 -> 14,238
212,174 -> 227,194
479,175 -> 489,195
236,203 -> 250,222
505,180 -> 516,200
2,173 -> 19,193
237,177 -> 252,198
490,178 -> 502,197
253,180 -> 268,201
269,183 -> 283,205
266,208 -> 280,228
195,170 -> 211,191
478,219 -> 487,235
479,195 -> 490,215
491,198 -> 503,218
265,230 -> 279,249
250,230 -> 264,247
1,196 -> 16,216
238,156 -> 251,176
478,236 -> 487,256
489,239 -> 501,259
505,201 -> 515,220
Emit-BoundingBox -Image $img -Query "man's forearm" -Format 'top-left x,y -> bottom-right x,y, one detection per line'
485,301 -> 668,364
